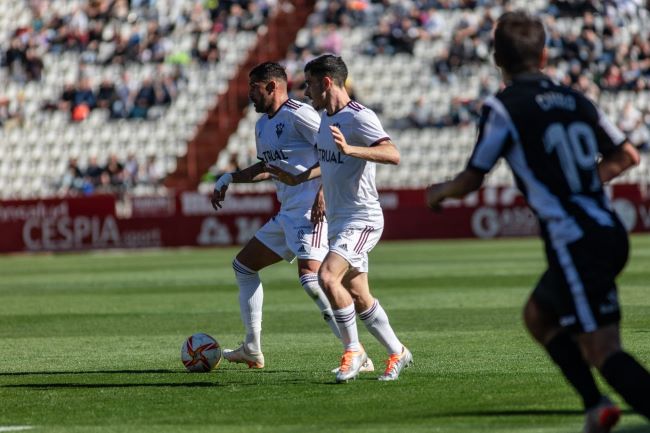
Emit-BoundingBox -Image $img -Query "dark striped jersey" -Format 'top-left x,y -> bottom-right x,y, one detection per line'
467,73 -> 627,243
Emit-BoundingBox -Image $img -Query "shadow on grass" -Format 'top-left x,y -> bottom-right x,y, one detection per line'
424,409 -> 636,417
0,368 -> 307,376
0,368 -> 330,388
2,382 -> 224,389
417,409 -> 648,431
0,369 -> 177,376
616,427 -> 650,433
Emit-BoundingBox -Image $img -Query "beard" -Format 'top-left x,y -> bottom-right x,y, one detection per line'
253,100 -> 265,113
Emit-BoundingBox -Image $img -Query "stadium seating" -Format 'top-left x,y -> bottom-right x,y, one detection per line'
0,0 -> 263,199
1,0 -> 649,198
210,0 -> 650,192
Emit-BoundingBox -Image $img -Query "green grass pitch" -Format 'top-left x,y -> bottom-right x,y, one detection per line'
1,236 -> 649,432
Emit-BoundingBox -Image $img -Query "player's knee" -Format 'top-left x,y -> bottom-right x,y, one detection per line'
580,339 -> 621,370
523,298 -> 554,344
317,268 -> 336,292
232,259 -> 258,282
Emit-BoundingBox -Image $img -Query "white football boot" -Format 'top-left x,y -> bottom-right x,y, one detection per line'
583,396 -> 621,433
222,344 -> 265,369
331,357 -> 375,374
335,348 -> 368,383
378,346 -> 413,381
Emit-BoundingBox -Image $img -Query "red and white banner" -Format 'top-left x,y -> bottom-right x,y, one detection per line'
1,185 -> 649,253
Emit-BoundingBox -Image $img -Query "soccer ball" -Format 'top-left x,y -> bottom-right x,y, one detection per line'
181,333 -> 222,372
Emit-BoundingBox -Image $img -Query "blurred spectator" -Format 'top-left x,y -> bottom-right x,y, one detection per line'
406,96 -> 434,129
85,156 -> 103,187
139,155 -> 165,188
72,78 -> 97,121
59,82 -> 77,113
0,95 -> 24,129
123,153 -> 139,188
619,101 -> 650,150
104,154 -> 125,188
96,78 -> 117,110
58,157 -> 85,196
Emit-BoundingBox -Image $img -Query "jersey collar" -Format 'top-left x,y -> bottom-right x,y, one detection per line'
268,99 -> 290,120
511,72 -> 551,85
326,100 -> 353,117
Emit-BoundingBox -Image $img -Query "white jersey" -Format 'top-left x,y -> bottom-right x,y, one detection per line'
256,99 -> 321,213
316,101 -> 390,228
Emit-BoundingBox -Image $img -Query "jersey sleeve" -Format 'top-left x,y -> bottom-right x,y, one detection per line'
254,122 -> 263,160
592,104 -> 626,156
294,106 -> 321,147
353,109 -> 390,147
467,98 -> 512,173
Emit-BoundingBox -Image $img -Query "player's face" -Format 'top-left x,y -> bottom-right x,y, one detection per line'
304,72 -> 326,111
249,80 -> 271,113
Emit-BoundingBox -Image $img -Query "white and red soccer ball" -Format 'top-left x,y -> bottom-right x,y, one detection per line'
181,333 -> 222,372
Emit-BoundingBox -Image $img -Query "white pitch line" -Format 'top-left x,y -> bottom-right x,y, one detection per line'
0,427 -> 33,432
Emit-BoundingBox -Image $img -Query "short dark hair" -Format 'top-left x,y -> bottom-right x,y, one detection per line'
249,62 -> 287,83
304,55 -> 348,86
493,11 -> 546,75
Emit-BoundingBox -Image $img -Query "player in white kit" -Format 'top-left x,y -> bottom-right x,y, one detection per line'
303,55 -> 413,382
211,62 -> 374,372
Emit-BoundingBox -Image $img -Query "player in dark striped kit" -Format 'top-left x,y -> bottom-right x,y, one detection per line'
425,11 -> 649,432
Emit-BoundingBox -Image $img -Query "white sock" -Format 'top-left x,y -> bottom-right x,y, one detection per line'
232,259 -> 263,353
300,273 -> 341,340
333,304 -> 361,351
359,299 -> 403,355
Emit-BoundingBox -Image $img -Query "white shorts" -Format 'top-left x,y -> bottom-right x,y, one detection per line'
329,223 -> 383,273
255,210 -> 328,263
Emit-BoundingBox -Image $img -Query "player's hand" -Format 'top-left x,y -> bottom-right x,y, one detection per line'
311,188 -> 326,223
266,165 -> 301,186
211,173 -> 233,211
330,125 -> 351,155
211,185 -> 228,211
425,183 -> 447,211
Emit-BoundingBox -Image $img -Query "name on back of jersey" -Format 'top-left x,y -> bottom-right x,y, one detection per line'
535,92 -> 576,111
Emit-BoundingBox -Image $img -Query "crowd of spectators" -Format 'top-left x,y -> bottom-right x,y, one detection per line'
2,0 -> 275,76
0,0 -> 280,126
288,0 -> 650,149
1,0 -> 277,126
58,153 -> 165,197
41,66 -> 184,121
294,0 -> 649,91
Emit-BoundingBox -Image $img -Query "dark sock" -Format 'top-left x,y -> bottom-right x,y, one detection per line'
545,332 -> 602,410
600,351 -> 650,419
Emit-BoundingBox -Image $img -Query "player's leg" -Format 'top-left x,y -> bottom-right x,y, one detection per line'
523,292 -> 604,413
578,324 -> 650,420
570,224 -> 650,420
318,252 -> 358,347
297,259 -> 341,339
225,235 -> 283,368
345,270 -> 412,381
291,217 -> 341,339
299,258 -> 378,373
318,252 -> 367,382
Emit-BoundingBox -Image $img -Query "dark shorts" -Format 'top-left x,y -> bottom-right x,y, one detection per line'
532,223 -> 628,334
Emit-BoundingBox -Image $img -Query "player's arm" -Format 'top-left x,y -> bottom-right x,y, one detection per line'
266,162 -> 321,186
425,99 -> 506,210
598,141 -> 640,183
211,162 -> 271,211
330,126 -> 400,165
425,168 -> 485,210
